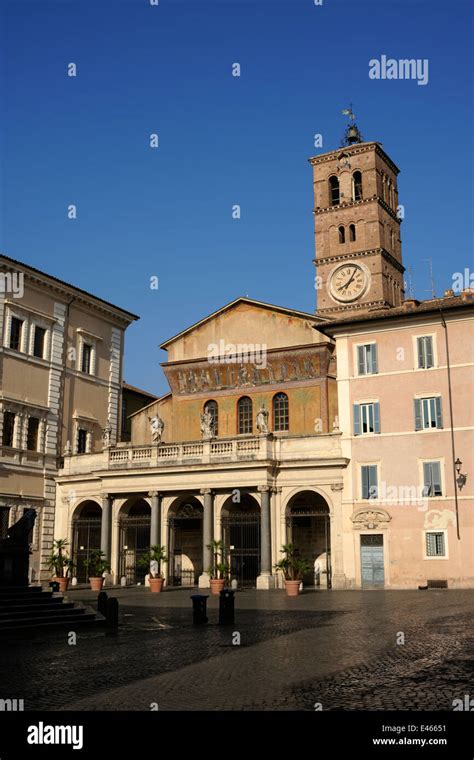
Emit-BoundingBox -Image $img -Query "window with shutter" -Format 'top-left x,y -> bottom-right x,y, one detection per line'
361,465 -> 378,499
356,344 -> 378,375
417,336 -> 434,369
422,461 -> 442,496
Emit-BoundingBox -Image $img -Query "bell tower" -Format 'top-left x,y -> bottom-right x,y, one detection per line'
309,117 -> 405,317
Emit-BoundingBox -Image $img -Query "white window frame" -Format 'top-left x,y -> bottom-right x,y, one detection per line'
421,396 -> 440,429
360,402 -> 376,435
29,320 -> 51,361
423,529 -> 449,560
412,333 -> 437,371
76,331 -> 100,377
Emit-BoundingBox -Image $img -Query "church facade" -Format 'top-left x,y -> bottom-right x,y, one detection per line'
53,134 -> 474,590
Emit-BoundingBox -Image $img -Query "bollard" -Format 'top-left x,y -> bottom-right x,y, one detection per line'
105,597 -> 119,628
97,590 -> 108,616
49,581 -> 60,593
219,589 -> 235,625
190,594 -> 208,625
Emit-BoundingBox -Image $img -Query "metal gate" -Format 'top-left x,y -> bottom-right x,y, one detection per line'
360,534 -> 385,588
0,507 -> 10,540
72,518 -> 101,583
119,516 -> 151,584
222,513 -> 260,587
168,503 -> 203,586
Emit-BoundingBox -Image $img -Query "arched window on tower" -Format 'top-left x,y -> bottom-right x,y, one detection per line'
237,396 -> 253,435
390,229 -> 395,250
388,181 -> 393,209
349,224 -> 356,242
329,176 -> 340,206
352,171 -> 363,201
382,174 -> 387,202
204,400 -> 218,437
273,392 -> 289,432
338,226 -> 345,244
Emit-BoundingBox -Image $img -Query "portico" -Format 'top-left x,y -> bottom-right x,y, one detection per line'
56,431 -> 347,589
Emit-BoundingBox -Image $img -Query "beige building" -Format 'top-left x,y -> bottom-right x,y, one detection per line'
48,129 -> 474,590
0,254 -> 139,579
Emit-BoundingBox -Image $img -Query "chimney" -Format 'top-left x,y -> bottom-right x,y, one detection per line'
461,288 -> 474,302
402,298 -> 420,312
444,289 -> 454,297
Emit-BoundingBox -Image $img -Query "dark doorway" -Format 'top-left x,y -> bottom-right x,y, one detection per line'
168,499 -> 203,586
286,491 -> 331,588
119,500 -> 151,584
221,494 -> 261,587
72,502 -> 101,583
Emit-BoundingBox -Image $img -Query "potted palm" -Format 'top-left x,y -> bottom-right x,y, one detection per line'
207,539 -> 229,595
84,550 -> 109,591
275,544 -> 312,597
138,545 -> 168,592
48,538 -> 73,592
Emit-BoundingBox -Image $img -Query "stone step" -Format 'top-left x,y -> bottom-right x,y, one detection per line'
0,585 -> 44,595
0,594 -> 60,607
0,603 -> 77,619
0,610 -> 99,632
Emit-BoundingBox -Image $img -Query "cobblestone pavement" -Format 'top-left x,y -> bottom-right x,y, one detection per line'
0,588 -> 472,711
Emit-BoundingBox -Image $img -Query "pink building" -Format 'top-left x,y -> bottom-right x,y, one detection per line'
318,293 -> 474,588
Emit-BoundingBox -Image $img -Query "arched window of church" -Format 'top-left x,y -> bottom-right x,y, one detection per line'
390,229 -> 395,249
237,396 -> 252,435
204,400 -> 218,437
329,176 -> 340,206
273,393 -> 289,432
382,174 -> 387,202
352,171 -> 363,201
349,224 -> 356,242
338,225 -> 345,243
388,181 -> 393,209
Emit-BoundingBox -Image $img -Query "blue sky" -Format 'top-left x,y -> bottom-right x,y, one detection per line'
1,0 -> 473,395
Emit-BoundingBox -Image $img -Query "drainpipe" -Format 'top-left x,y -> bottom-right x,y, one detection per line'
440,309 -> 461,540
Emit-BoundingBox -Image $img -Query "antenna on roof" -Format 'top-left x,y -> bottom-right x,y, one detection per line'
421,258 -> 436,299
404,266 -> 415,299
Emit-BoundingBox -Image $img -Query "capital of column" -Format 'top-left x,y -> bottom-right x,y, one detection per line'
101,494 -> 113,504
200,488 -> 213,496
148,491 -> 162,498
258,485 -> 271,493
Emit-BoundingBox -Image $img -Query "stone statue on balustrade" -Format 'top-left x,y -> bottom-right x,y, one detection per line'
102,420 -> 113,448
200,409 -> 215,440
149,414 -> 165,445
256,405 -> 269,435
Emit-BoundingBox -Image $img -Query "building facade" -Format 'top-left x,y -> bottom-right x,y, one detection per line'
0,255 -> 139,579
50,133 -> 474,590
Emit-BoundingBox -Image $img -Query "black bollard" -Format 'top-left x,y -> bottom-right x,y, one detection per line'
97,591 -> 108,616
190,594 -> 208,625
219,589 -> 235,625
49,581 -> 60,593
105,597 -> 119,628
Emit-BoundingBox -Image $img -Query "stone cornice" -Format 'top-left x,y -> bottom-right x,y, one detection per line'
314,247 -> 405,274
313,195 -> 401,224
308,141 -> 400,175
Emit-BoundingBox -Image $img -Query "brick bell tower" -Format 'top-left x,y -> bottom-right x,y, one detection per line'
309,116 -> 405,317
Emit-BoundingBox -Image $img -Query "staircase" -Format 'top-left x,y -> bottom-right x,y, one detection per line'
0,585 -> 102,633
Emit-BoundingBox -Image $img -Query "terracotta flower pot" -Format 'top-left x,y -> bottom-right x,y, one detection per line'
285,580 -> 301,597
210,579 -> 225,595
149,577 -> 164,593
55,577 -> 70,593
89,577 -> 104,591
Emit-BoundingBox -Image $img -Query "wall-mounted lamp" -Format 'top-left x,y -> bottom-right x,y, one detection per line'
455,458 -> 467,491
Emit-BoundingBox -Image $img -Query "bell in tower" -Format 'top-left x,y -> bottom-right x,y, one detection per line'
309,109 -> 405,318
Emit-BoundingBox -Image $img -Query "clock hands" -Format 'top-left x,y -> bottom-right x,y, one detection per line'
337,267 -> 359,292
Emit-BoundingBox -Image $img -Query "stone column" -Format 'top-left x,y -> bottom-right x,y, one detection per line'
149,491 -> 162,547
257,486 -> 274,589
330,484 -> 347,589
100,494 -> 112,564
199,489 -> 213,588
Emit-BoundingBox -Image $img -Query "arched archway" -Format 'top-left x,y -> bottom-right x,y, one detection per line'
285,491 -> 331,588
72,500 -> 102,583
221,493 -> 260,587
168,496 -> 203,586
118,498 -> 151,584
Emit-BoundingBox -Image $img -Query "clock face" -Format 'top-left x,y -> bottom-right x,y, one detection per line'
329,264 -> 368,302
